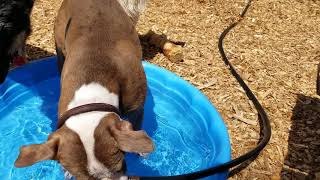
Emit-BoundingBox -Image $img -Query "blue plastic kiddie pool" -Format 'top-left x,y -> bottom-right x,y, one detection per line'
0,57 -> 230,180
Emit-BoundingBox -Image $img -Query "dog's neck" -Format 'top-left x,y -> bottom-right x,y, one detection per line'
65,82 -> 123,179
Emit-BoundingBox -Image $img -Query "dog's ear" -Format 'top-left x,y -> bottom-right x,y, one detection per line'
15,137 -> 59,167
110,120 -> 154,154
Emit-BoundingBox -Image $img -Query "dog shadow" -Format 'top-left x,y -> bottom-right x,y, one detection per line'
139,30 -> 185,61
139,34 -> 161,61
281,94 -> 320,179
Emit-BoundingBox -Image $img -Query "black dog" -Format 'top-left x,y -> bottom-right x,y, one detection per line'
0,0 -> 34,83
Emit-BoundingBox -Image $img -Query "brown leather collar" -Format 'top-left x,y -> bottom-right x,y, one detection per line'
57,103 -> 121,128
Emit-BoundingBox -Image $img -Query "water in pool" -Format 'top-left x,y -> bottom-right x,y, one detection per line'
0,77 -> 65,180
0,64 -> 223,179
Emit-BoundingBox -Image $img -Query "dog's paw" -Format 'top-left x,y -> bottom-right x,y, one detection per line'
119,176 -> 129,180
63,168 -> 74,180
138,152 -> 150,157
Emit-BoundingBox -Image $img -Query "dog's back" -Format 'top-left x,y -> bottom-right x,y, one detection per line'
55,0 -> 146,116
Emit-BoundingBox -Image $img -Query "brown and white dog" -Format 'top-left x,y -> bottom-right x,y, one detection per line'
14,0 -> 154,179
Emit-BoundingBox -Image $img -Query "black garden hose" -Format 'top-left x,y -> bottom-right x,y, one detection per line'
139,0 -> 271,179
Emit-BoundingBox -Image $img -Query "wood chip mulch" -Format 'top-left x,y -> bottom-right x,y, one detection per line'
26,0 -> 320,179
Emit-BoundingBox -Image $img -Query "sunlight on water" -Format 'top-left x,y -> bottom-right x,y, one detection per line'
125,85 -> 214,176
0,96 -> 65,180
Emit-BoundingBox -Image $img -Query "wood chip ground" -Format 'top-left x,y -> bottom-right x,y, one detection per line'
25,0 -> 320,179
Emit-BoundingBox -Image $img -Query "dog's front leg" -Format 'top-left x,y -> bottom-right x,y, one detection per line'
126,106 -> 144,131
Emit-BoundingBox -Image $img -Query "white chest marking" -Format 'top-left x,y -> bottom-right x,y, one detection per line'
66,83 -> 119,178
68,82 -> 119,109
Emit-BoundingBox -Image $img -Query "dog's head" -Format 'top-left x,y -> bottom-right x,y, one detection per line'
15,113 -> 154,179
